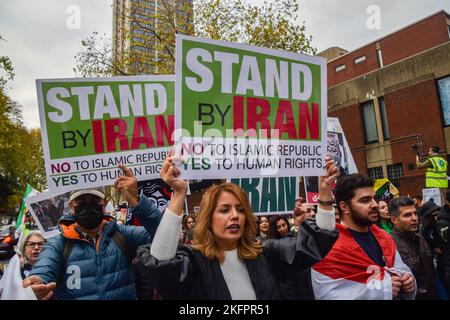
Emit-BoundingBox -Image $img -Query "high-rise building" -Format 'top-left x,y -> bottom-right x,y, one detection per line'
112,0 -> 193,74
319,10 -> 450,196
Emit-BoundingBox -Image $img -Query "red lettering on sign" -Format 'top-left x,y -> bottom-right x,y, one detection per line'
105,119 -> 129,152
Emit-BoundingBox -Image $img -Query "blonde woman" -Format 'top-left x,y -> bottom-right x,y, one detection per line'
134,156 -> 340,300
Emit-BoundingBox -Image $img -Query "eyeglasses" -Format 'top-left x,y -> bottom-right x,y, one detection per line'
25,241 -> 46,249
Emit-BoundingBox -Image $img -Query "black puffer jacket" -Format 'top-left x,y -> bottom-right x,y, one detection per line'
437,205 -> 450,285
134,220 -> 338,300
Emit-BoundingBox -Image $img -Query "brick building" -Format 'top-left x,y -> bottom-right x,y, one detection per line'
318,10 -> 450,196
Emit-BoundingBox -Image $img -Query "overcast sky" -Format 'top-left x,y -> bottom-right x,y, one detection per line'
0,0 -> 449,129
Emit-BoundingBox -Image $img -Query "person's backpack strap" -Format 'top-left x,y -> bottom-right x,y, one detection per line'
111,230 -> 131,263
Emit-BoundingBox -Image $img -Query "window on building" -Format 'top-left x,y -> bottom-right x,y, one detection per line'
368,167 -> 384,180
362,100 -> 379,143
376,49 -> 384,68
354,56 -> 366,64
448,25 -> 450,39
387,163 -> 403,187
335,64 -> 346,72
438,76 -> 450,126
378,97 -> 390,140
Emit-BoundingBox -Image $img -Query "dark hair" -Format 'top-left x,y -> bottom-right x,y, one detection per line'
334,174 -> 374,213
388,196 -> 415,217
413,195 -> 423,201
430,146 -> 440,153
268,215 -> 290,239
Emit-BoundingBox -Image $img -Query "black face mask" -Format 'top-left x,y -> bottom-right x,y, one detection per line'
73,204 -> 104,230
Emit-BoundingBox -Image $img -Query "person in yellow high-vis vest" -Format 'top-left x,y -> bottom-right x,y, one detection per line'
417,146 -> 448,205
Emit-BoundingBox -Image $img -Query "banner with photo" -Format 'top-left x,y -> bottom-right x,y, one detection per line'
175,35 -> 327,180
228,177 -> 299,215
422,188 -> 441,207
36,75 -> 174,192
304,117 -> 357,203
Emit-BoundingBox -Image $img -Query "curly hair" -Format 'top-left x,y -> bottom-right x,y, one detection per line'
192,183 -> 262,263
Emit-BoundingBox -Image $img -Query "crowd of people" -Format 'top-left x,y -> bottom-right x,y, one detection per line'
0,152 -> 449,301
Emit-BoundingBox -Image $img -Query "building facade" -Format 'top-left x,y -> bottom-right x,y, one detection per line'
319,10 -> 450,196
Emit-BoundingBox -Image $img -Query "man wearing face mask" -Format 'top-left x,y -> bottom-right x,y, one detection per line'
22,165 -> 162,300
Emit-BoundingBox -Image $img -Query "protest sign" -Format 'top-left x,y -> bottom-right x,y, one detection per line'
304,117 -> 357,203
229,177 -> 298,215
36,76 -> 174,192
24,190 -> 72,238
422,188 -> 441,206
175,35 -> 327,179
